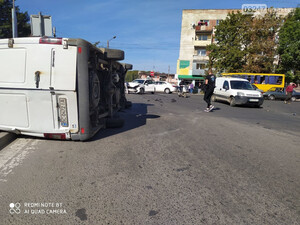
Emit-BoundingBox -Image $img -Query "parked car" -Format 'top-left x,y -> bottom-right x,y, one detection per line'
263,88 -> 300,101
212,77 -> 264,107
127,79 -> 155,94
251,84 -> 264,93
154,81 -> 177,94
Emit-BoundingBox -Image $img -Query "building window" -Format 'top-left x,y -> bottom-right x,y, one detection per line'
198,20 -> 210,26
197,49 -> 206,56
196,63 -> 206,69
196,35 -> 209,41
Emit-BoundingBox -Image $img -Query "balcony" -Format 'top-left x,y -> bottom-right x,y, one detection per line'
195,25 -> 213,33
192,69 -> 206,76
193,55 -> 209,61
194,40 -> 212,47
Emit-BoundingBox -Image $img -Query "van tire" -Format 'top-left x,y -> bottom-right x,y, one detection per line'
106,118 -> 124,128
230,97 -> 236,107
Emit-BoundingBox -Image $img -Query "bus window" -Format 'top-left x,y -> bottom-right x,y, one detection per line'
269,76 -> 276,84
277,77 -> 282,85
255,76 -> 260,83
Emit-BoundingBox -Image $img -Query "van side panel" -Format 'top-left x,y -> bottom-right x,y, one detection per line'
0,48 -> 26,83
0,93 -> 29,127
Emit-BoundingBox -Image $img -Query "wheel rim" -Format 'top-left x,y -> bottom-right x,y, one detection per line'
269,95 -> 275,100
165,88 -> 170,94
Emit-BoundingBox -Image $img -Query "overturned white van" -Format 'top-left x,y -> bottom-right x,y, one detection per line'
0,37 -> 132,140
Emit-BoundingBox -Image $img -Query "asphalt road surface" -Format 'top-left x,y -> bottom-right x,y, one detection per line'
0,93 -> 299,225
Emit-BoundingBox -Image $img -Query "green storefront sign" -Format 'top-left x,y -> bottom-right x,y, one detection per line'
179,60 -> 190,68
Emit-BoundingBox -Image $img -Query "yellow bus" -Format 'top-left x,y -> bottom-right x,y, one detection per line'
221,73 -> 285,92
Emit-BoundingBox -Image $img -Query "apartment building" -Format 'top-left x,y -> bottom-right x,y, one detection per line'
177,8 -> 293,85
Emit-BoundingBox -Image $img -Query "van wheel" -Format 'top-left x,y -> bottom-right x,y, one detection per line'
230,97 -> 236,107
164,88 -> 170,94
106,118 -> 124,128
268,95 -> 275,100
211,95 -> 217,102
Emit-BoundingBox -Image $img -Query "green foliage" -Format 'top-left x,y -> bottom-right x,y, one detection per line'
207,9 -> 283,74
125,70 -> 139,82
207,12 -> 252,72
0,0 -> 31,38
278,7 -> 300,82
244,8 -> 283,73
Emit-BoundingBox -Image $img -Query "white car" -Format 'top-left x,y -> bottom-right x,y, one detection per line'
154,81 -> 177,94
127,79 -> 155,94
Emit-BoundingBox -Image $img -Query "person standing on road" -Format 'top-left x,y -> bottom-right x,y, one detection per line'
189,83 -> 194,94
179,80 -> 185,93
203,70 -> 216,112
284,83 -> 297,104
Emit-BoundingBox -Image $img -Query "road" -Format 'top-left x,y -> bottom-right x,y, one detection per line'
0,93 -> 299,225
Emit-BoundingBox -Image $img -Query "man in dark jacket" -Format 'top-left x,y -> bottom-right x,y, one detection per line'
203,70 -> 216,112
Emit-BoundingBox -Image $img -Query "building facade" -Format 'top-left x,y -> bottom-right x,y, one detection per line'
177,8 -> 293,86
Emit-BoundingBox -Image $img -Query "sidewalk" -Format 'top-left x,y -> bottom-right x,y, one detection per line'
0,132 -> 17,151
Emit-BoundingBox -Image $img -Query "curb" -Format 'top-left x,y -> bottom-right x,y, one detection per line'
0,132 -> 17,151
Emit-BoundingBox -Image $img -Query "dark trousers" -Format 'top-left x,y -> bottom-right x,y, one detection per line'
204,88 -> 214,108
285,92 -> 292,102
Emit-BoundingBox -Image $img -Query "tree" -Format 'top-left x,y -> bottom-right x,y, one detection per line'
125,70 -> 139,82
207,9 -> 283,74
278,7 -> 300,83
206,12 -> 252,72
244,8 -> 283,73
0,0 -> 31,38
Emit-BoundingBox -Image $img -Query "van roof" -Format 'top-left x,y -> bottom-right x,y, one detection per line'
218,77 -> 248,81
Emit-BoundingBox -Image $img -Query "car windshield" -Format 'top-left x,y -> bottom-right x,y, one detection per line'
132,80 -> 144,84
230,81 -> 254,90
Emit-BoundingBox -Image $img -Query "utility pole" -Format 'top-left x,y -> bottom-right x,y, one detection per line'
168,65 -> 170,82
12,0 -> 18,38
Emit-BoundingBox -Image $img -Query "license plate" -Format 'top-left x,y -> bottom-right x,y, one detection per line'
249,99 -> 259,102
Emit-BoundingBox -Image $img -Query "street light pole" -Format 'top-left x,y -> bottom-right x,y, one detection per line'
107,36 -> 116,48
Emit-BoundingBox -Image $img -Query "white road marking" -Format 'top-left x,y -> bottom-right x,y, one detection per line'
0,138 -> 39,182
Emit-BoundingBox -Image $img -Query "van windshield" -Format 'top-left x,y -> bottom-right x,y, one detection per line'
230,81 -> 254,90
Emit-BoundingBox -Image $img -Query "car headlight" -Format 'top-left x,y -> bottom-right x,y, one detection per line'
237,92 -> 245,96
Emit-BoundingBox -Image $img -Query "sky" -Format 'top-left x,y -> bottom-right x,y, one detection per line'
16,0 -> 299,74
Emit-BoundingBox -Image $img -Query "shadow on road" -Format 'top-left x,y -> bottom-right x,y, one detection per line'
90,103 -> 160,141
